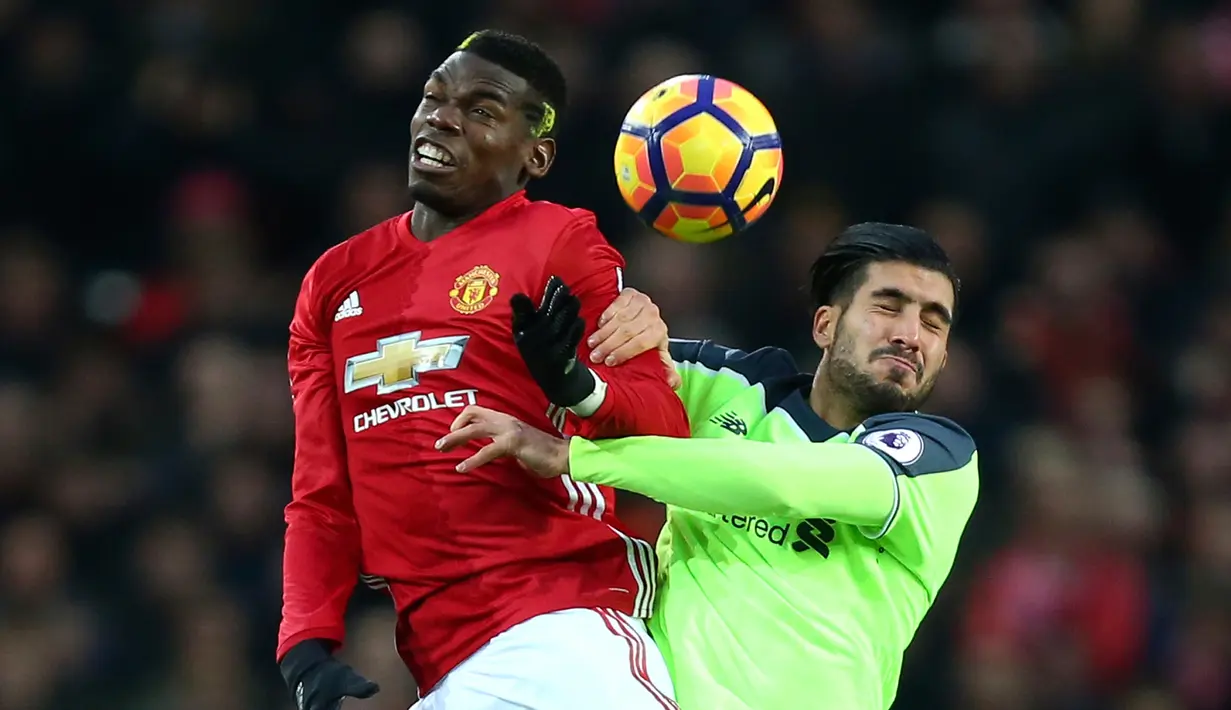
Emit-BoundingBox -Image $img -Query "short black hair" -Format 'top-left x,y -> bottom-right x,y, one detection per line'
808,222 -> 960,319
457,29 -> 566,138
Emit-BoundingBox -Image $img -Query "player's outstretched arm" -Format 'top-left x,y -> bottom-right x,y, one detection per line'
439,408 -> 978,591
569,435 -> 896,526
568,413 -> 978,535
525,216 -> 688,438
439,406 -> 895,527
437,407 -> 970,525
280,263 -> 379,709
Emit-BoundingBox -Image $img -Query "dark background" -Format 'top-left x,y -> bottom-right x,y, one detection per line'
2,0 -> 1230,708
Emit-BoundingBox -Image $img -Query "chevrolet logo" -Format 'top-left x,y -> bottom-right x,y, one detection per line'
344,332 -> 470,395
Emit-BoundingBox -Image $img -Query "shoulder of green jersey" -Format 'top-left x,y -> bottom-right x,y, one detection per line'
668,338 -> 799,386
855,412 -> 976,477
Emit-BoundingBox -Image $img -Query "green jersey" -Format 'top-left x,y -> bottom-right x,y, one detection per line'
568,340 -> 979,710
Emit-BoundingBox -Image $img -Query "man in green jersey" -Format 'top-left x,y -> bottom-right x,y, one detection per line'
437,222 -> 979,710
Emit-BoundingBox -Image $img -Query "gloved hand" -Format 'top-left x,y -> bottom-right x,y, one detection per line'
511,275 -> 599,409
280,639 -> 380,710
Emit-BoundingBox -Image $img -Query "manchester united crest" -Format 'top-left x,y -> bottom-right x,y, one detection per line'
449,265 -> 501,314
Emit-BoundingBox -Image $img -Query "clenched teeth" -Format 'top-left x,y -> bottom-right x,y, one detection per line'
416,143 -> 455,166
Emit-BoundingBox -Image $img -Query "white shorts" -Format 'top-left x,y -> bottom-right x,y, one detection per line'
411,607 -> 677,710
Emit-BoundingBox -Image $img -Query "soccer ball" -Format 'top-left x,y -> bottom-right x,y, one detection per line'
614,74 -> 783,243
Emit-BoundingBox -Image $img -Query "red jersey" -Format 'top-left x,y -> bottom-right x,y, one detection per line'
277,192 -> 689,692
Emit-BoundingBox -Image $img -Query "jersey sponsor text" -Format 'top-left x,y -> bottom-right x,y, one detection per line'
354,388 -> 479,432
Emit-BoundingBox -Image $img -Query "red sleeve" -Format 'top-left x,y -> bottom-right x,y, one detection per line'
277,259 -> 362,661
545,215 -> 690,440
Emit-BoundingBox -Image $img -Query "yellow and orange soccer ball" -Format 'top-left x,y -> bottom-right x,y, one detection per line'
614,74 -> 783,243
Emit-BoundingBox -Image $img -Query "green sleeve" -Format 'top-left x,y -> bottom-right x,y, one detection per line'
571,411 -> 981,556
569,436 -> 898,528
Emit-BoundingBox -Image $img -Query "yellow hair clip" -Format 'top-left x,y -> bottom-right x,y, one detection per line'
533,103 -> 556,137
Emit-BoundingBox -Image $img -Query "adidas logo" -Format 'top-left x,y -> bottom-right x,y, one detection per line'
334,291 -> 363,321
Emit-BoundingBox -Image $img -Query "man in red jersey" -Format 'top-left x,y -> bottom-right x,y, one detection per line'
278,29 -> 688,710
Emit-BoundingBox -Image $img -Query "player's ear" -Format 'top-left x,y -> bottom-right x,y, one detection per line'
525,137 -> 556,180
812,306 -> 837,350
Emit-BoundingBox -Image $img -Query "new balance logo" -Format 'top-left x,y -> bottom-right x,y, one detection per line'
335,291 -> 363,321
711,412 -> 747,436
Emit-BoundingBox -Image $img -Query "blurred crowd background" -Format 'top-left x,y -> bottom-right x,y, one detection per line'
3,0 -> 1231,708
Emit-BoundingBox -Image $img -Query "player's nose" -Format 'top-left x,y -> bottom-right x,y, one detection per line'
424,104 -> 463,133
889,323 -> 922,351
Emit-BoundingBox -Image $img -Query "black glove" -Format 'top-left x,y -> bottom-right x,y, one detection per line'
280,639 -> 380,710
511,275 -> 598,408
